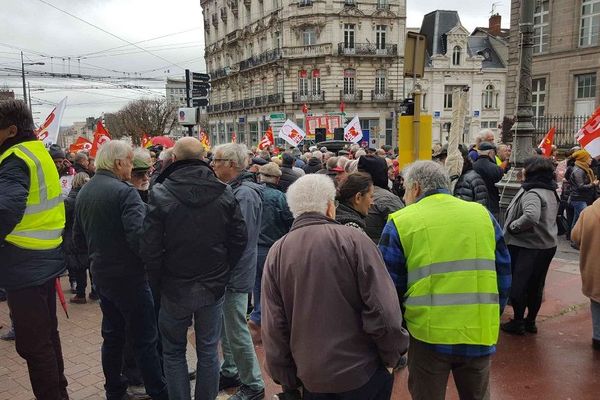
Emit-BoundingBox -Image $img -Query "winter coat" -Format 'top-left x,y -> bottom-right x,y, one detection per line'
365,186 -> 404,243
473,155 -> 504,216
571,198 -> 600,303
0,145 -> 65,290
454,169 -> 488,207
259,183 -> 293,247
504,188 -> 559,250
303,158 -> 322,174
141,159 -> 248,300
279,166 -> 300,192
568,165 -> 596,204
228,172 -> 264,293
63,187 -> 89,271
73,169 -> 147,288
561,164 -> 574,202
261,212 -> 409,393
335,202 -> 367,231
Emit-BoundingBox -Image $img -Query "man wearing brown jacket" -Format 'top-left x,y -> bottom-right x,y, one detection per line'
261,174 -> 409,400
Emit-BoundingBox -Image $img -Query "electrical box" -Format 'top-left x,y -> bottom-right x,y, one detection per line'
178,108 -> 199,126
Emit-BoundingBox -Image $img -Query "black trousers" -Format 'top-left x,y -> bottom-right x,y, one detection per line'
75,268 -> 95,297
508,245 -> 557,321
303,367 -> 393,400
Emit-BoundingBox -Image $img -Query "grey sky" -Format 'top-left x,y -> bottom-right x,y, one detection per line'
0,0 -> 510,126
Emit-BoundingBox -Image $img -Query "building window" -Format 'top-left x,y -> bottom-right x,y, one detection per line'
444,85 -> 462,109
452,46 -> 461,65
343,68 -> 356,95
344,24 -> 355,49
272,0 -> 279,9
312,69 -> 321,94
375,69 -> 386,94
580,0 -> 600,47
376,25 -> 387,50
298,70 -> 309,95
303,28 -> 316,46
275,74 -> 283,94
259,0 -> 264,15
532,78 -> 546,119
483,84 -> 495,109
274,31 -> 281,48
575,73 -> 597,115
534,0 -> 550,54
261,77 -> 267,96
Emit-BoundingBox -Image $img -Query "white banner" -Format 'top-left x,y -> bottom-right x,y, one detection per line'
37,97 -> 68,147
278,119 -> 306,146
344,115 -> 363,143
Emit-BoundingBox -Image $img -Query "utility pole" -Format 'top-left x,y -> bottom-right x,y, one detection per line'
21,52 -> 27,107
497,0 -> 535,224
185,69 -> 193,136
27,82 -> 32,111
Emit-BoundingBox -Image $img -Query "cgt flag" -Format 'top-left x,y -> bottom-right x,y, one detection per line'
344,115 -> 363,143
199,131 -> 211,151
537,127 -> 555,157
576,107 -> 600,157
90,121 -> 111,158
142,133 -> 152,148
258,126 -> 274,150
36,97 -> 68,147
69,136 -> 93,153
278,119 -> 306,147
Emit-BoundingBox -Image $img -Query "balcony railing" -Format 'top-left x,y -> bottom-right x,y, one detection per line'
254,95 -> 267,107
243,98 -> 254,108
268,93 -> 284,104
376,2 -> 390,10
340,90 -> 363,102
210,67 -> 229,80
282,43 -> 333,59
231,100 -> 244,110
344,0 -> 357,6
337,43 -> 398,56
298,0 -> 313,6
239,48 -> 281,71
371,89 -> 393,101
292,91 -> 326,103
226,30 -> 239,43
207,93 -> 286,114
222,102 -> 231,111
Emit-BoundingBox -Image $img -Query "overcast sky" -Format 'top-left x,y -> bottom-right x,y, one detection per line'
0,0 -> 510,126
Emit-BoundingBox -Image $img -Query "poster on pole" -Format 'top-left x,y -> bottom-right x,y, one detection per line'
278,119 -> 306,146
36,97 -> 68,147
344,116 -> 363,143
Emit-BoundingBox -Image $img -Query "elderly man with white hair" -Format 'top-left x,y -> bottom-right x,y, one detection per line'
379,160 -> 511,400
211,143 -> 265,400
261,174 -> 409,400
73,140 -> 168,400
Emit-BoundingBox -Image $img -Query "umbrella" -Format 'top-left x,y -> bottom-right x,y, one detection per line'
150,136 -> 175,149
55,277 -> 69,319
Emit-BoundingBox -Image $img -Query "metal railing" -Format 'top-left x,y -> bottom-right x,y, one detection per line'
298,0 -> 313,6
221,102 -> 231,111
207,93 -> 285,114
532,115 -> 589,148
239,48 -> 282,71
371,89 -> 393,101
282,43 -> 333,58
231,100 -> 244,110
337,43 -> 398,56
268,93 -> 284,104
243,98 -> 254,108
340,90 -> 363,102
210,67 -> 229,80
226,30 -> 239,43
292,91 -> 326,103
344,0 -> 357,6
376,2 -> 390,10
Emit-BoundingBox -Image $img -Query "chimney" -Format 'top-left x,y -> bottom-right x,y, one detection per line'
489,14 -> 501,36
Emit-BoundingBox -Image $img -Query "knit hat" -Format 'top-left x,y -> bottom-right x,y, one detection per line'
251,157 -> 269,166
357,155 -> 388,189
478,142 -> 497,151
259,162 -> 282,177
48,144 -> 66,160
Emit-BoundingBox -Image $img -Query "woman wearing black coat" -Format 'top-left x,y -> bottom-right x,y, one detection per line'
454,155 -> 488,208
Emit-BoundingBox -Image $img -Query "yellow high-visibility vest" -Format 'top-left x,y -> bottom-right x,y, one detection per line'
0,140 -> 65,250
390,193 -> 500,346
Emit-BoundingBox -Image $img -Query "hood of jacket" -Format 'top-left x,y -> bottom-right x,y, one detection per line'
157,159 -> 226,208
335,202 -> 366,229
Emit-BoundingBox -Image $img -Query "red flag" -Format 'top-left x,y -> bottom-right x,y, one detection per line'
199,131 -> 211,150
302,103 -> 308,114
576,107 -> 600,149
231,132 -> 237,143
537,127 -> 555,157
258,126 -> 274,150
90,121 -> 111,158
340,100 -> 345,114
69,136 -> 93,153
55,278 -> 69,318
142,133 -> 152,148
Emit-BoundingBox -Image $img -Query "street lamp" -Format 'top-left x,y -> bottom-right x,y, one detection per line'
21,51 -> 45,108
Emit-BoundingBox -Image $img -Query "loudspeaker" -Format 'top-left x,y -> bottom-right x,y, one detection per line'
334,128 -> 344,141
315,128 -> 326,143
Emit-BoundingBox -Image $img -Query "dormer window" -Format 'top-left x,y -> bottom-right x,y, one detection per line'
452,46 -> 461,65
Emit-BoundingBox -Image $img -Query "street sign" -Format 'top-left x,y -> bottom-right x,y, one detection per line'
193,98 -> 209,107
269,112 -> 286,120
192,72 -> 210,81
193,81 -> 211,90
192,88 -> 209,97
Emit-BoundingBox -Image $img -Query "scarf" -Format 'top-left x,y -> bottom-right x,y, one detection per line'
572,150 -> 595,183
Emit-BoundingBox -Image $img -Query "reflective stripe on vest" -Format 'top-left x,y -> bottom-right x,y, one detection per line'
0,141 -> 65,250
390,193 -> 499,346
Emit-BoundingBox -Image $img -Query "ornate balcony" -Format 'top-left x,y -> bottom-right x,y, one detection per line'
292,91 -> 326,103
239,48 -> 281,71
226,30 -> 239,43
221,102 -> 231,111
376,2 -> 390,11
298,0 -> 313,7
231,100 -> 244,110
337,43 -> 398,56
243,98 -> 254,108
268,93 -> 284,104
344,0 -> 357,6
371,89 -> 393,102
282,43 -> 332,59
340,90 -> 363,102
210,67 -> 229,80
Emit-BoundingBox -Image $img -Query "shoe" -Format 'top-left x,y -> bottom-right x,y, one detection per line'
89,291 -> 99,301
1,327 -> 15,341
248,320 -> 262,345
500,319 -> 525,335
127,385 -> 151,400
70,295 -> 87,304
188,369 -> 196,381
593,339 -> 600,351
70,282 -> 77,294
228,385 -> 265,400
219,372 -> 242,391
525,320 -> 538,334
273,390 -> 302,400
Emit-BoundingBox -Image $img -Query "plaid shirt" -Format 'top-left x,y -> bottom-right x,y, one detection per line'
379,190 -> 512,357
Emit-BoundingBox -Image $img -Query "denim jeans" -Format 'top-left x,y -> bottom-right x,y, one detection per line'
221,291 -> 264,390
159,284 -> 224,400
592,300 -> 600,341
249,246 -> 270,325
570,200 -> 588,231
96,280 -> 167,400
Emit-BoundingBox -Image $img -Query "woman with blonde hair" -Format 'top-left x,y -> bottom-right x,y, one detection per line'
568,150 -> 599,238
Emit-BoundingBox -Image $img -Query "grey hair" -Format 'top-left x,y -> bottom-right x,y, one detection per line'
214,143 -> 249,169
133,147 -> 152,165
477,129 -> 495,142
286,174 -> 336,218
403,160 -> 451,193
74,151 -> 88,162
345,159 -> 358,173
355,149 -> 367,158
95,140 -> 132,172
312,151 -> 323,161
159,148 -> 173,161
71,172 -> 90,189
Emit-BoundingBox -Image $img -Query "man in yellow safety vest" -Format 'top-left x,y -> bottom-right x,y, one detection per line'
0,100 -> 68,400
379,160 -> 511,400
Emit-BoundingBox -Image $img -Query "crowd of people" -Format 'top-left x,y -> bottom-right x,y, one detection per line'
1,98 -> 599,400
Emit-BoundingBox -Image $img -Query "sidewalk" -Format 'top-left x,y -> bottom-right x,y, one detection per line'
1,249 -> 598,399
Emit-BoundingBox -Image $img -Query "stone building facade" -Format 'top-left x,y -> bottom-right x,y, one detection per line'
506,0 -> 600,118
201,0 -> 406,147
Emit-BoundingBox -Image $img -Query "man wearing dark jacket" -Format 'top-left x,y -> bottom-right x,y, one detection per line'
279,153 -> 300,192
302,151 -> 323,174
0,100 -> 68,400
473,142 -> 504,220
142,137 -> 248,400
212,143 -> 265,400
74,140 -> 168,400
